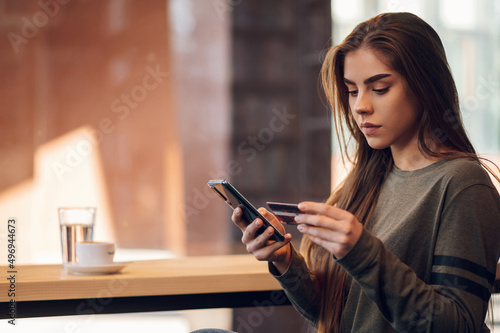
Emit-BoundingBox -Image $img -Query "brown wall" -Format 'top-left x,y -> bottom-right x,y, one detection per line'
0,0 -> 231,257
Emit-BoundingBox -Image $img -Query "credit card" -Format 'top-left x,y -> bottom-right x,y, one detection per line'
266,202 -> 302,225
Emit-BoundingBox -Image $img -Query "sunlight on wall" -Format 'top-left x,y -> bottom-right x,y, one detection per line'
163,136 -> 187,256
0,127 -> 115,264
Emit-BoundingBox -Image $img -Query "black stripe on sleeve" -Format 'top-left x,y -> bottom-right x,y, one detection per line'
430,272 -> 491,302
433,255 -> 495,285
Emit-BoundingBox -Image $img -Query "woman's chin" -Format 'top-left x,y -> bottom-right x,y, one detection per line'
365,138 -> 389,150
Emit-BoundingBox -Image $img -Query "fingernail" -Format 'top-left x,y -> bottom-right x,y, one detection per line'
235,207 -> 241,214
294,214 -> 303,222
298,203 -> 305,210
297,224 -> 305,232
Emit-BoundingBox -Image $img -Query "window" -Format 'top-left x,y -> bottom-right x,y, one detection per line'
331,0 -> 500,186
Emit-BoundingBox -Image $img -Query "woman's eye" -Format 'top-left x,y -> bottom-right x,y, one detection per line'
373,87 -> 389,95
348,90 -> 358,96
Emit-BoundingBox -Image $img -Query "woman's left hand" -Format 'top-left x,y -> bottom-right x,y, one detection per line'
295,201 -> 364,259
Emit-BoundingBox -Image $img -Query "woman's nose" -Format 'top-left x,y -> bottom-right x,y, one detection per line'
353,93 -> 373,114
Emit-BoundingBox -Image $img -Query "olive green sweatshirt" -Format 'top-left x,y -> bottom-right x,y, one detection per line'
270,158 -> 500,332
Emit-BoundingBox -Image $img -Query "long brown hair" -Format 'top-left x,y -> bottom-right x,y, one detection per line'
302,12 -> 499,332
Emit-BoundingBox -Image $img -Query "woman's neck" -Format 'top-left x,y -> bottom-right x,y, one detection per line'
390,139 -> 444,171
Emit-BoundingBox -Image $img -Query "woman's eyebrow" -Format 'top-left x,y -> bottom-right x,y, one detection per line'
343,73 -> 392,85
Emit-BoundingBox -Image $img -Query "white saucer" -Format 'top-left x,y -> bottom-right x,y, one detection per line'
64,262 -> 131,275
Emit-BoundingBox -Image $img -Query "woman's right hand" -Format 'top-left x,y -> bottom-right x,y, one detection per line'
232,206 -> 292,273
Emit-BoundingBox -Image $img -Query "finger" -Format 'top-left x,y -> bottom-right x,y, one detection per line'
231,206 -> 249,231
246,225 -> 285,253
258,208 -> 275,223
297,223 -> 336,242
252,239 -> 292,262
259,208 -> 286,234
298,219 -> 356,246
295,213 -> 345,233
241,218 -> 265,244
307,234 -> 350,260
298,201 -> 350,220
307,234 -> 325,246
307,235 -> 335,252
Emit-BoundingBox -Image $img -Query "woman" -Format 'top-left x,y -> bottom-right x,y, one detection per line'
233,12 -> 500,332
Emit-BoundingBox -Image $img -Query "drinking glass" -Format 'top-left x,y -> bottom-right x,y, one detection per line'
58,207 -> 95,265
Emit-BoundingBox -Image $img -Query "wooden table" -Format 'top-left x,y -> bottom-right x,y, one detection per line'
3,256 -> 498,320
0,255 -> 289,319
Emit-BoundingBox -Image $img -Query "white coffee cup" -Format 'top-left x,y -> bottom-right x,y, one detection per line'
75,241 -> 115,266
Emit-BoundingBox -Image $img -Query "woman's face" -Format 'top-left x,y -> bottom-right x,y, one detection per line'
343,48 -> 421,153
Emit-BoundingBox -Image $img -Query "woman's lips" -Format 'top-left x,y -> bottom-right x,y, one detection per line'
360,122 -> 382,135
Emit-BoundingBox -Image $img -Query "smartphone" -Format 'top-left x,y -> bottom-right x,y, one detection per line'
266,202 -> 302,225
207,180 -> 285,242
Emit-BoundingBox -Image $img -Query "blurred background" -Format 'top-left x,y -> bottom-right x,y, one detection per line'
0,0 -> 499,332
